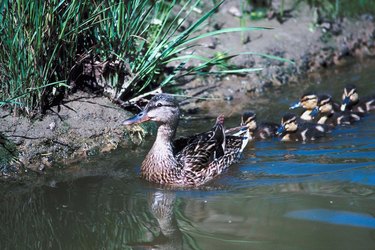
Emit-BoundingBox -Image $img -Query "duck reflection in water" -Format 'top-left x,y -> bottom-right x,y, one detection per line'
129,190 -> 182,250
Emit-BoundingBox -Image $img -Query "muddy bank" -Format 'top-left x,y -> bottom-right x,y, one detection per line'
0,92 -> 153,177
181,0 -> 375,115
1,1 -> 375,177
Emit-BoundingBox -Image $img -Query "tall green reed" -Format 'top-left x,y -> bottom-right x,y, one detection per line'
86,0 -> 274,101
0,0 -> 287,116
0,0 -> 85,115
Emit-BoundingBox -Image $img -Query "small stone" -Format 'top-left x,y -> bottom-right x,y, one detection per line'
38,164 -> 45,172
48,121 -> 56,131
41,157 -> 53,168
228,6 -> 242,17
224,95 -> 233,101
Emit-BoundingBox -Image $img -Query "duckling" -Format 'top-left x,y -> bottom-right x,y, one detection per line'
239,111 -> 279,140
290,92 -> 340,121
313,94 -> 361,126
289,93 -> 319,121
341,84 -> 375,113
276,113 -> 330,142
122,94 -> 249,187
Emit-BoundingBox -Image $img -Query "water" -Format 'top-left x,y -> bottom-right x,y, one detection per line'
1,60 -> 374,250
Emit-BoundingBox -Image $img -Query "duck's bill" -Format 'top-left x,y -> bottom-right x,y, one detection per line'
276,125 -> 285,135
340,97 -> 349,111
310,107 -> 319,118
122,112 -> 150,125
289,102 -> 301,110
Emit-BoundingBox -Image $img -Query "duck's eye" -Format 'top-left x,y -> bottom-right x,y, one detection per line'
156,103 -> 162,107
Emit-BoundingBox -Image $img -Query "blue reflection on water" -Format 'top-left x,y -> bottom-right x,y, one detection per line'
232,115 -> 375,188
285,209 -> 375,229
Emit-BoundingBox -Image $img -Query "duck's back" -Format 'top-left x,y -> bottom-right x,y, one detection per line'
352,95 -> 375,113
298,122 -> 329,141
281,123 -> 329,141
173,119 -> 248,186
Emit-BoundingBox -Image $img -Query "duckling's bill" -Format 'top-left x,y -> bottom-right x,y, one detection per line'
341,96 -> 350,111
310,107 -> 319,118
276,125 -> 285,135
289,102 -> 301,109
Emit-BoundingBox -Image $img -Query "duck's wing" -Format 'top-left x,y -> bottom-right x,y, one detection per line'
176,115 -> 249,186
299,122 -> 332,138
175,115 -> 226,171
176,137 -> 220,172
178,131 -> 248,172
354,96 -> 375,113
173,115 -> 225,155
181,134 -> 248,186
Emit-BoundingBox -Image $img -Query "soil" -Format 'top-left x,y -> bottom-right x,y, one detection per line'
1,0 -> 375,178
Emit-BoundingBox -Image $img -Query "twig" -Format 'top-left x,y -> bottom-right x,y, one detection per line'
115,87 -> 163,109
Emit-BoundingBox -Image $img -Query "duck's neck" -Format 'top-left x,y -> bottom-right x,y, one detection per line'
141,122 -> 179,182
155,123 -> 177,144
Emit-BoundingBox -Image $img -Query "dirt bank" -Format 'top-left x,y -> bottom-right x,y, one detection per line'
181,0 -> 375,115
1,0 -> 375,178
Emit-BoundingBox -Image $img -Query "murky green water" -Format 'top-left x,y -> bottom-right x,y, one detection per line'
1,60 -> 375,250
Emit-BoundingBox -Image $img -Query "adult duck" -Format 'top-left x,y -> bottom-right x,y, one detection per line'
122,94 -> 249,187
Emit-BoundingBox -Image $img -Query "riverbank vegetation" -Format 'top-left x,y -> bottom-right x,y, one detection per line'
0,0 -> 273,117
1,0 -> 372,117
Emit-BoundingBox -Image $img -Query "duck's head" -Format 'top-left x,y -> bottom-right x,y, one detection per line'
276,113 -> 298,135
241,111 -> 257,131
315,94 -> 333,115
290,93 -> 318,110
123,94 -> 180,126
341,84 -> 359,111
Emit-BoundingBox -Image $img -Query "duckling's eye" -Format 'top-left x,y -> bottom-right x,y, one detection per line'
156,103 -> 163,107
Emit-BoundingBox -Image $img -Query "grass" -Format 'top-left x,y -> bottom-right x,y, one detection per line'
0,0 -> 291,117
0,0 -> 85,116
81,0 -> 276,101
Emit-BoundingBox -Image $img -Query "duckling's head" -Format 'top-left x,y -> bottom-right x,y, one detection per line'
317,94 -> 333,114
277,113 -> 298,135
290,93 -> 318,110
123,94 -> 180,126
241,111 -> 257,131
341,84 -> 359,111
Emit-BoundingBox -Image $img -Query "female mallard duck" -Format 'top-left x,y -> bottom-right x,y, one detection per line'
276,113 -> 330,142
122,94 -> 249,187
313,94 -> 361,126
239,111 -> 279,140
341,84 -> 374,113
290,92 -> 340,121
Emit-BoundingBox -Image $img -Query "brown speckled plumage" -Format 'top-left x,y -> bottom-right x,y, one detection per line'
123,94 -> 248,187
